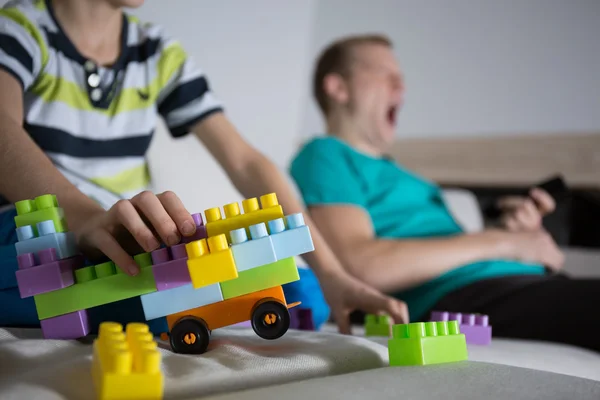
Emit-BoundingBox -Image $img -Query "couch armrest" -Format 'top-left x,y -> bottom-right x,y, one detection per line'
442,188 -> 484,233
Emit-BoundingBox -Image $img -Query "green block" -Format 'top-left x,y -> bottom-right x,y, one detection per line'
388,321 -> 468,366
14,194 -> 67,234
34,253 -> 156,319
220,257 -> 299,299
365,314 -> 391,337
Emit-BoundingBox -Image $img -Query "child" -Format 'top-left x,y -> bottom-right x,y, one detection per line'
0,0 -> 408,331
290,34 -> 600,351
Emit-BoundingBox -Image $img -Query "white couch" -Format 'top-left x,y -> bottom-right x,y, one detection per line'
1,189 -> 599,399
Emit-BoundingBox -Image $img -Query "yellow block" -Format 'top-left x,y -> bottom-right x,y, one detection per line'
204,193 -> 284,242
186,234 -> 238,289
92,322 -> 163,400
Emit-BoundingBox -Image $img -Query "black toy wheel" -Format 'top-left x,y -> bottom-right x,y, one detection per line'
251,300 -> 290,340
170,317 -> 210,354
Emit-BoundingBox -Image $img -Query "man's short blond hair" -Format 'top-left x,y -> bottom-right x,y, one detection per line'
312,34 -> 392,116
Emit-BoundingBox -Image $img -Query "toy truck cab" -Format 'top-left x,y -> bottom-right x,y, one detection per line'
166,285 -> 300,354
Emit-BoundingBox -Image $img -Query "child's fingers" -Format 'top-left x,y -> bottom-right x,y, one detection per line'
110,199 -> 160,253
131,191 -> 180,246
90,228 -> 139,276
157,191 -> 196,236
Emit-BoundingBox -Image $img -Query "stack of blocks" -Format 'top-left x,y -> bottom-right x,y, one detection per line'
13,193 -> 315,340
11,194 -> 90,339
388,321 -> 468,366
92,322 -> 163,400
138,193 -> 313,322
430,311 -> 492,345
364,314 -> 392,337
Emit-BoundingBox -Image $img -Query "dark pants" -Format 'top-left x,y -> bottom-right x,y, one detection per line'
431,274 -> 600,352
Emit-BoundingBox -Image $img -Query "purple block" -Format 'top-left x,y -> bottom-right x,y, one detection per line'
15,255 -> 84,298
430,310 -> 492,345
290,308 -> 315,331
151,244 -> 192,291
40,310 -> 90,339
38,248 -> 58,264
17,253 -> 36,269
180,213 -> 208,244
231,321 -> 252,328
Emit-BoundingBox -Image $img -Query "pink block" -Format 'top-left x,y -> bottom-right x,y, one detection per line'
38,247 -> 58,264
180,213 -> 208,244
15,255 -> 84,298
151,244 -> 191,291
430,310 -> 492,345
40,310 -> 90,339
17,253 -> 36,269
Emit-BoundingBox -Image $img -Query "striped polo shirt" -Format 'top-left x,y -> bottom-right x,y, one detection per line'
0,0 -> 223,205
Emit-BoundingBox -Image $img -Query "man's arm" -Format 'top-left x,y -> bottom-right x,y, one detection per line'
307,203 -> 562,293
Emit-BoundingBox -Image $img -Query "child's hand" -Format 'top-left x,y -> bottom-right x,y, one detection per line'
318,268 -> 409,334
497,188 -> 555,232
74,191 -> 196,275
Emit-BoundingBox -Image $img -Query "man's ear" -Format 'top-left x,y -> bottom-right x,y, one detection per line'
323,73 -> 349,106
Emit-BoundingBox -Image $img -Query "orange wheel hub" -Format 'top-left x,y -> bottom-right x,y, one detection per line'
183,333 -> 197,345
264,313 -> 277,325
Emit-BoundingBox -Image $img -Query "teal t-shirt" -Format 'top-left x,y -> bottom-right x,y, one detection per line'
290,136 -> 545,321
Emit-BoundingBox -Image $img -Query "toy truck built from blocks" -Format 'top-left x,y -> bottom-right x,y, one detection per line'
13,193 -> 315,354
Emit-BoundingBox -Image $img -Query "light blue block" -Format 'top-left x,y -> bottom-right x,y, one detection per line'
230,224 -> 277,272
140,282 -> 223,320
269,214 -> 314,260
16,225 -> 35,242
36,220 -> 56,236
14,231 -> 79,260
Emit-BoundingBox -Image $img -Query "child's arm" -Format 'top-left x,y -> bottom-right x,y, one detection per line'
0,70 -> 196,275
192,112 -> 410,330
306,204 -> 565,293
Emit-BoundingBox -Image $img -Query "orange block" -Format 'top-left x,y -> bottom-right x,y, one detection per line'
166,285 -> 286,331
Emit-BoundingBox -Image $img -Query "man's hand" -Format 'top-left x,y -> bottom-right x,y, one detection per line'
497,188 -> 555,232
508,229 -> 565,272
317,268 -> 409,334
74,191 -> 196,276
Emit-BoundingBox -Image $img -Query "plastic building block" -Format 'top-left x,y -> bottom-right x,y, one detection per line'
179,213 -> 208,244
40,309 -> 90,339
15,250 -> 84,298
140,282 -> 223,320
219,257 -> 299,300
229,222 -> 277,272
34,253 -> 156,319
150,244 -> 191,291
388,321 -> 468,366
92,322 -> 163,400
167,285 -> 287,331
430,311 -> 492,345
14,194 -> 67,234
186,234 -> 238,289
290,307 -> 315,330
267,213 -> 314,260
15,224 -> 79,260
204,193 -> 283,242
365,314 -> 392,337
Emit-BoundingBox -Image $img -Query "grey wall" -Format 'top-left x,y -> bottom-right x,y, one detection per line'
302,0 -> 600,140
2,0 -> 599,209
